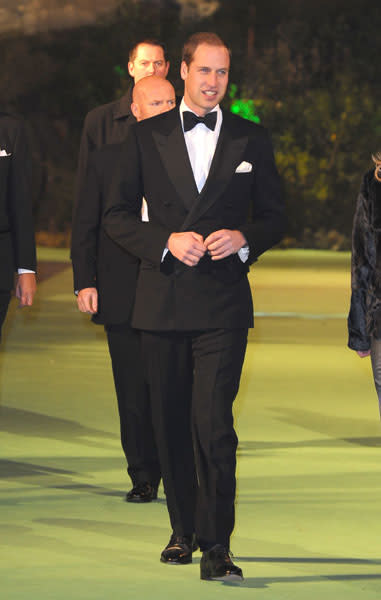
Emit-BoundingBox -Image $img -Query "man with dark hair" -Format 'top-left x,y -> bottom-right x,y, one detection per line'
72,41 -> 170,504
104,31 -> 286,581
0,113 -> 36,339
128,39 -> 169,79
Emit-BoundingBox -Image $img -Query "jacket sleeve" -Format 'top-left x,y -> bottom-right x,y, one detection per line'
71,153 -> 101,291
73,112 -> 96,216
348,175 -> 372,351
102,127 -> 171,265
9,119 -> 36,271
240,129 -> 286,263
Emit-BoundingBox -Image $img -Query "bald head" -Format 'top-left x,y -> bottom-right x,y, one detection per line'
131,76 -> 176,122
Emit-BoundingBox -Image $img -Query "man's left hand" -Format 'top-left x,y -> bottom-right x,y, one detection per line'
204,229 -> 247,261
15,273 -> 37,307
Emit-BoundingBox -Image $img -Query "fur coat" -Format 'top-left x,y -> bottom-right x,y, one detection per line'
348,169 -> 381,350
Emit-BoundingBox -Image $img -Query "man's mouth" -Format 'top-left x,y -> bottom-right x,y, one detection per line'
202,90 -> 217,97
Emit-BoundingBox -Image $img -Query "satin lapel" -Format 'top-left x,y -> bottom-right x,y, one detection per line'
152,112 -> 199,210
181,114 -> 248,231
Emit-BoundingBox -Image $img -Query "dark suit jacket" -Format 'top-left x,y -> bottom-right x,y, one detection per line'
103,107 -> 286,331
72,86 -> 138,324
75,86 -> 135,204
0,113 -> 36,291
71,143 -> 140,325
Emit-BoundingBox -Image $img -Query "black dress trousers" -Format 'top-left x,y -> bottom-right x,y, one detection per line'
105,322 -> 161,488
142,327 -> 248,549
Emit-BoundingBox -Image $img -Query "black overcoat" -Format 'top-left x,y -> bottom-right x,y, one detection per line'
71,143 -> 140,324
71,87 -> 138,324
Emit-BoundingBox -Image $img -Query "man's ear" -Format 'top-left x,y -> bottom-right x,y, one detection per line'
127,61 -> 135,78
180,61 -> 188,81
131,102 -> 139,120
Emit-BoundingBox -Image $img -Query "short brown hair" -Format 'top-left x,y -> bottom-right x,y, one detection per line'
129,39 -> 168,63
182,32 -> 230,67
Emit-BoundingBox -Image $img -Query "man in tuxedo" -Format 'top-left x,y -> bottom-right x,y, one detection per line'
0,113 -> 36,339
71,75 -> 175,502
103,32 -> 286,580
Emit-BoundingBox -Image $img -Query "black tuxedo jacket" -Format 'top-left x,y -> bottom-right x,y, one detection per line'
71,143 -> 140,325
0,113 -> 36,291
104,107 -> 286,331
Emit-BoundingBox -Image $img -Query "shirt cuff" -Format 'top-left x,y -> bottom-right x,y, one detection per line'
18,269 -> 35,274
238,245 -> 249,263
161,248 -> 169,262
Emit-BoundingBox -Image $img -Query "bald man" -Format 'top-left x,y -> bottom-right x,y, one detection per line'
131,75 -> 176,121
71,76 -> 176,503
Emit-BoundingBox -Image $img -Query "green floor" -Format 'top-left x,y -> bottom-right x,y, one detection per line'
1,248 -> 381,599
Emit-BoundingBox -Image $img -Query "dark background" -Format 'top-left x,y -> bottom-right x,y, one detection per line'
1,0 -> 380,249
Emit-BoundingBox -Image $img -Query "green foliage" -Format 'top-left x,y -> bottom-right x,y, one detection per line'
229,84 -> 260,123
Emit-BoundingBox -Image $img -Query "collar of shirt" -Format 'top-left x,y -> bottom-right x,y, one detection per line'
179,99 -> 223,193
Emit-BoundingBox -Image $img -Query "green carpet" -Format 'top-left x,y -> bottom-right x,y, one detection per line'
1,248 -> 381,599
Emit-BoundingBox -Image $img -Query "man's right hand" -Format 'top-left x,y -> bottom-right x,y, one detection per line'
167,232 -> 206,267
77,287 -> 98,314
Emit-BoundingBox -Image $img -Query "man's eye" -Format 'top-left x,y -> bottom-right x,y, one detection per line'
155,61 -> 163,66
168,100 -> 175,106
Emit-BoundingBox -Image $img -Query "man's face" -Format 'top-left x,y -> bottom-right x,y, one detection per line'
180,43 -> 230,116
131,78 -> 176,121
128,44 -> 169,83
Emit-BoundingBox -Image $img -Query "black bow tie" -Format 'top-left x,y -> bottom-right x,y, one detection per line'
183,110 -> 217,132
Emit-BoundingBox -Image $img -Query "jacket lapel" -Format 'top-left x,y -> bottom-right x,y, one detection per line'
152,109 -> 199,210
181,110 -> 248,231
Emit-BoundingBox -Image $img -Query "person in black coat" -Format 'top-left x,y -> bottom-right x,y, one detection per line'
104,32 -> 286,581
0,113 -> 36,338
348,152 -> 381,415
71,66 -> 174,503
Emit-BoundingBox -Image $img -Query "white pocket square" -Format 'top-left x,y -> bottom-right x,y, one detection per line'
0,149 -> 11,157
235,160 -> 252,173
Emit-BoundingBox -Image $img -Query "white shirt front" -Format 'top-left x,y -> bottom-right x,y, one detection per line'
180,99 -> 222,193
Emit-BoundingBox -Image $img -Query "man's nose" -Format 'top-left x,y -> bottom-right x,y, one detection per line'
207,72 -> 218,87
146,63 -> 155,75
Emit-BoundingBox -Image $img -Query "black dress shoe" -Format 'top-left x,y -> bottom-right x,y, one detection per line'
160,533 -> 198,565
125,482 -> 157,503
200,545 -> 243,581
